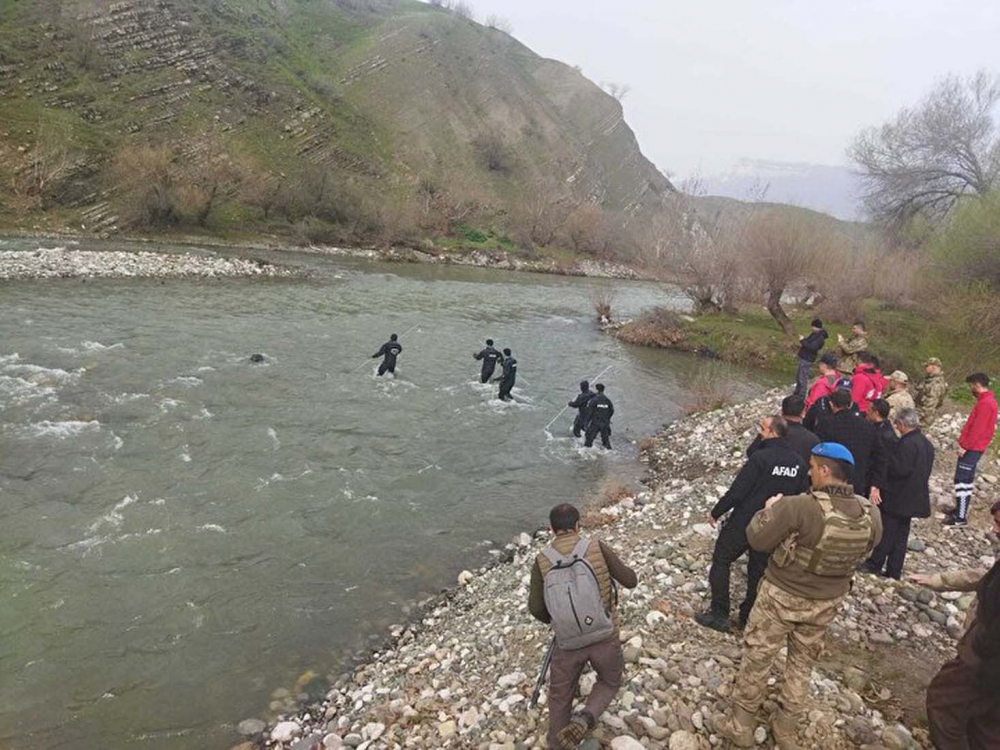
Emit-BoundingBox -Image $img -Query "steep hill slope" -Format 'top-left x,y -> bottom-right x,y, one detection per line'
0,0 -> 674,246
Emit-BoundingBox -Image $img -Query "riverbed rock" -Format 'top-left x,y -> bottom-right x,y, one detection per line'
237,718 -> 266,737
668,729 -> 700,750
271,721 -> 302,742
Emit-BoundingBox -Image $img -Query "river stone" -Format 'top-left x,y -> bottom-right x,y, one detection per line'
845,718 -> 878,745
322,734 -> 344,750
870,631 -> 894,645
610,738 -> 645,750
272,721 -> 302,742
458,570 -> 474,586
917,589 -> 934,604
579,741 -> 601,750
237,718 -> 266,737
438,720 -> 457,738
291,735 -> 322,750
907,537 -> 926,552
362,723 -> 384,741
668,730 -> 700,750
898,587 -> 918,602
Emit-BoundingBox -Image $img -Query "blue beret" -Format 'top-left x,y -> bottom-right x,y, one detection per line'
812,442 -> 855,466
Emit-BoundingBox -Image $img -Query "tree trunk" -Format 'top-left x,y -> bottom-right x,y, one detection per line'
766,287 -> 796,336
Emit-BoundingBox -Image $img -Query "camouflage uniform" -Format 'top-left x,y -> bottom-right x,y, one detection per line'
837,334 -> 868,374
884,388 -> 915,423
916,371 -> 949,427
717,484 -> 882,748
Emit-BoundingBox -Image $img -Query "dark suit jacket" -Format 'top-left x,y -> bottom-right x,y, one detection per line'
816,409 -> 886,496
881,429 -> 935,519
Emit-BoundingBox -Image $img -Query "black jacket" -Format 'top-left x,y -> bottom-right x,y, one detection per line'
500,357 -> 517,382
712,438 -> 809,526
797,329 -> 829,363
587,394 -> 614,426
881,429 -> 935,519
569,390 -> 595,412
474,346 -> 503,367
748,422 -> 819,464
815,409 -> 886,496
875,420 -> 899,453
373,341 -> 402,365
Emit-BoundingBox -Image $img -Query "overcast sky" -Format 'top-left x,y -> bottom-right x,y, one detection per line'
467,0 -> 1000,178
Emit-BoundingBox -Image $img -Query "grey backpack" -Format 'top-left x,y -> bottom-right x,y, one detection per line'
541,538 -> 615,650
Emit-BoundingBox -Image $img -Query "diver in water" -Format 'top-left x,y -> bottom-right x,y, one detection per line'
584,383 -> 614,449
568,380 -> 596,437
372,334 -> 403,377
498,348 -> 517,401
473,339 -> 504,384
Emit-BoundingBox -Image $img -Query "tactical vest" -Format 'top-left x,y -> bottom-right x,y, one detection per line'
793,492 -> 876,577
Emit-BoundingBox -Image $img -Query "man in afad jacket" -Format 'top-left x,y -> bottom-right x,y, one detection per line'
947,373 -> 998,527
862,408 -> 935,579
529,503 -> 638,750
716,443 -> 882,749
696,416 -> 808,632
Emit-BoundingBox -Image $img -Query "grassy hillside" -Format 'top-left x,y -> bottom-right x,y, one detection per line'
0,0 -> 675,248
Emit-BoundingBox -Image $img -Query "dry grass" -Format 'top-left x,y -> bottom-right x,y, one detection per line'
682,363 -> 739,416
581,477 -> 637,528
615,307 -> 686,348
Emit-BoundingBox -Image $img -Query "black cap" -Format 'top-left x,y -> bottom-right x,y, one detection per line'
580,380 -> 590,391
390,333 -> 398,341
820,353 -> 838,367
486,339 -> 494,346
811,318 -> 823,329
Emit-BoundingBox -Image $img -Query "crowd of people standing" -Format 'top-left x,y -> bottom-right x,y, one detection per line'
527,317 -> 999,750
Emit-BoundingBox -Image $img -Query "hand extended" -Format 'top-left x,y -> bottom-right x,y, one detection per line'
909,573 -> 933,587
869,487 -> 882,506
707,513 -> 717,529
765,493 -> 784,509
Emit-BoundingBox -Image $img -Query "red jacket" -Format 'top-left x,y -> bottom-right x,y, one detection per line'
959,390 -> 998,452
806,373 -> 837,408
851,365 -> 883,413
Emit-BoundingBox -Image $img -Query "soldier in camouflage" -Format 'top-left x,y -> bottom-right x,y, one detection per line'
915,358 -> 949,427
716,443 -> 882,750
836,321 -> 869,375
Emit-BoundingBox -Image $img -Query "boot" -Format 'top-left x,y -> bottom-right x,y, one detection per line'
715,705 -> 754,748
771,709 -> 803,750
695,609 -> 731,633
554,712 -> 593,750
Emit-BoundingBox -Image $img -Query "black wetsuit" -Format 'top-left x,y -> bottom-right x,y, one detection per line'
498,357 -> 517,401
584,394 -> 614,449
474,346 -> 504,384
373,341 -> 402,376
569,389 -> 596,437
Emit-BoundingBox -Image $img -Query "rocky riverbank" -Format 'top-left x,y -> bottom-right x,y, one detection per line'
235,391 -> 998,750
0,246 -> 299,281
299,245 -> 646,280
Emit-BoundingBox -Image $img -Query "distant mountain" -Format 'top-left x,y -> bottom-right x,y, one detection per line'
697,159 -> 864,222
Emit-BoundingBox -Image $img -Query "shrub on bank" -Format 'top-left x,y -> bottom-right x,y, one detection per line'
616,307 -> 685,348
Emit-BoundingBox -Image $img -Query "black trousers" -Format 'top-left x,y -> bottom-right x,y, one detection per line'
498,377 -> 515,401
480,364 -> 496,384
708,518 -> 767,621
585,423 -> 611,449
572,412 -> 587,437
377,360 -> 396,376
866,511 -> 911,580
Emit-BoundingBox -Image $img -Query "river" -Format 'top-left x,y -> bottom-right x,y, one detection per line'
0,238 -> 769,749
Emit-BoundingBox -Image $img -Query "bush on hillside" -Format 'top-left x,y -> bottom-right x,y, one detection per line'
472,130 -> 515,175
615,307 -> 685,348
933,191 -> 1000,288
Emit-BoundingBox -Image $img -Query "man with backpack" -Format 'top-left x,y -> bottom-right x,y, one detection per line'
529,503 -> 638,750
716,443 -> 883,749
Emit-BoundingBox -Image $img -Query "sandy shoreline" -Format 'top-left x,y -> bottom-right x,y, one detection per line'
231,389 -> 998,749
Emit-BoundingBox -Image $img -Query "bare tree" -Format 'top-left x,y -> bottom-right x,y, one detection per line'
452,1 -> 475,20
743,210 -> 826,335
601,82 -> 632,102
849,70 -> 1000,226
511,181 -> 565,247
484,14 -> 513,34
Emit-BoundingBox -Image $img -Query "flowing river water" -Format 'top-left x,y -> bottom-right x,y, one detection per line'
0,238 -> 770,750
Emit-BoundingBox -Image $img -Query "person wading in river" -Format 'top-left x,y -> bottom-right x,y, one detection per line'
529,503 -> 638,750
497,348 -> 517,401
473,339 -> 504,384
568,380 -> 596,438
372,333 -> 402,377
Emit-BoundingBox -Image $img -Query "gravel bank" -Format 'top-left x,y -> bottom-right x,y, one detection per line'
301,245 -> 645,280
0,247 -> 299,281
236,391 -> 999,750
